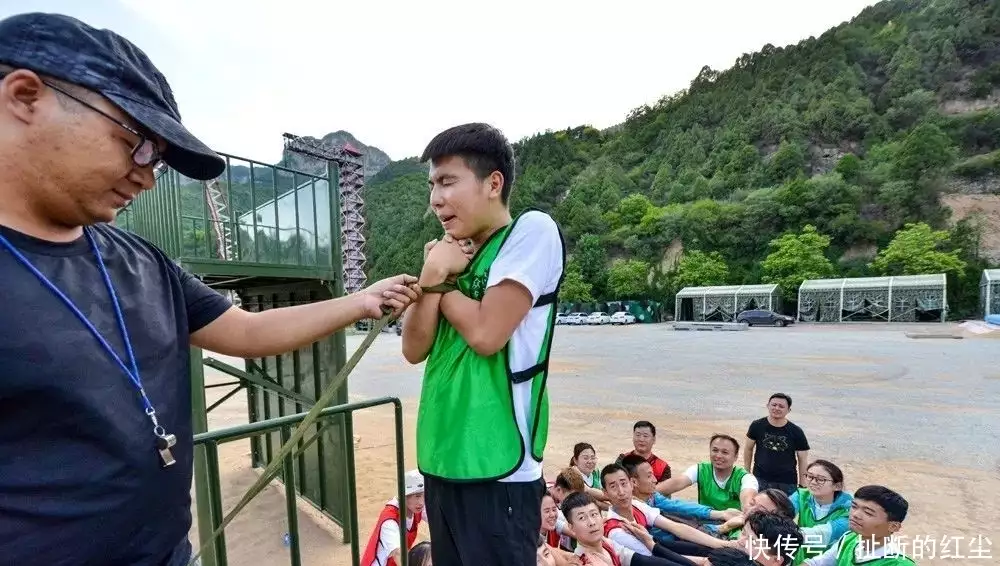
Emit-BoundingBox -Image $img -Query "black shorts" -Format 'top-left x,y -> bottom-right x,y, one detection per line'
424,475 -> 545,566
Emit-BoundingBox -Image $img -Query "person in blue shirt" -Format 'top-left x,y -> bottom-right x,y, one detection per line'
621,454 -> 740,545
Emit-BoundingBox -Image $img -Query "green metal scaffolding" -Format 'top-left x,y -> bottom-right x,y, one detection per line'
120,149 -> 395,565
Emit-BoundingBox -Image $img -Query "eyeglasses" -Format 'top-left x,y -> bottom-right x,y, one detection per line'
805,473 -> 832,486
40,79 -> 167,178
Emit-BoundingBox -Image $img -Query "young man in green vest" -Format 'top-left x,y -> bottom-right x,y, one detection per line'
802,485 -> 915,566
656,435 -> 759,512
401,123 -> 566,565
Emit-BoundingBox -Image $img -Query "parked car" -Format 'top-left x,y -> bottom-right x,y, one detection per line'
586,312 -> 611,325
736,309 -> 795,327
563,313 -> 588,325
610,311 -> 637,325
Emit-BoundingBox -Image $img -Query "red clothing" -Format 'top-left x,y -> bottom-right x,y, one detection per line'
619,450 -> 672,482
545,528 -> 561,548
360,501 -> 421,566
603,503 -> 649,537
580,541 -> 623,566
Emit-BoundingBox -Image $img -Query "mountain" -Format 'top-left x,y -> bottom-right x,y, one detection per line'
279,130 -> 392,180
363,0 -> 1000,318
219,131 -> 392,185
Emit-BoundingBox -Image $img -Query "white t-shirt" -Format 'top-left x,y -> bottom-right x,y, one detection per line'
552,509 -> 574,550
575,539 -> 637,566
684,464 -> 759,492
486,210 -> 564,483
605,500 -> 660,556
371,499 -> 413,566
555,508 -> 568,534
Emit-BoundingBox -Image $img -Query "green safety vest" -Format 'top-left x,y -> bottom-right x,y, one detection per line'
696,462 -> 747,511
834,532 -> 916,566
793,488 -> 851,564
416,210 -> 565,481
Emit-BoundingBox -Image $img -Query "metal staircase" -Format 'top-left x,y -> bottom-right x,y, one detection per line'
203,178 -> 234,261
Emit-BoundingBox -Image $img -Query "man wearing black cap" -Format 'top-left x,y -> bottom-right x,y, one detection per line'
0,12 -> 420,566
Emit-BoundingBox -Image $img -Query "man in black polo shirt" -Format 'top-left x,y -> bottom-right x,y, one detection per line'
0,13 -> 419,566
744,393 -> 810,496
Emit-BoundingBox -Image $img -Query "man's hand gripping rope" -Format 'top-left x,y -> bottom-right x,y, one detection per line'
188,282 -> 456,565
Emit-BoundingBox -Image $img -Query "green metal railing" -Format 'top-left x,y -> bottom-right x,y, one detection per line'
202,357 -> 316,413
118,145 -> 372,564
192,396 -> 408,566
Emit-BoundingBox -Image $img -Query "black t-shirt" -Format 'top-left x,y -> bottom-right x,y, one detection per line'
0,223 -> 232,566
746,417 -> 810,484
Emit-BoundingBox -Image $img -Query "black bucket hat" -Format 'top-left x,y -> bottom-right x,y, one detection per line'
0,12 -> 225,180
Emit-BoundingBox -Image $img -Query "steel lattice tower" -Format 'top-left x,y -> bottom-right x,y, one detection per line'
281,133 -> 368,294
337,143 -> 367,294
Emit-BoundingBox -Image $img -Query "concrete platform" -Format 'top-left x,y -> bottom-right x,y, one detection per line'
671,321 -> 749,331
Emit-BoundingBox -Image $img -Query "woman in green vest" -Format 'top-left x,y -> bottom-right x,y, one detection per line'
569,442 -> 610,508
792,460 -> 853,564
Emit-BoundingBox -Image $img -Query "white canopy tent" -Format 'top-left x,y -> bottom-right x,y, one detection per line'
674,284 -> 781,322
981,269 -> 1000,318
797,274 -> 947,323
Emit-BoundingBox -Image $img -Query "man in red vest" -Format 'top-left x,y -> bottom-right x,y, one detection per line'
601,463 -> 739,558
618,420 -> 672,482
361,469 -> 425,566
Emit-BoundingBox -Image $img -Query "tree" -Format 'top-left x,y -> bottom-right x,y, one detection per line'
935,38 -> 961,83
650,163 -> 674,202
573,234 -> 608,297
558,260 -> 594,303
945,216 -> 989,318
615,194 -> 654,226
674,250 -> 730,290
834,153 -> 862,183
884,42 -> 925,101
870,222 -> 967,277
761,225 -> 836,300
766,139 -> 808,185
893,122 -> 957,181
607,259 -> 651,299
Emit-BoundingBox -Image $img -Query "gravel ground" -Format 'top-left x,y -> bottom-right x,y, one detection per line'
349,321 -> 1000,472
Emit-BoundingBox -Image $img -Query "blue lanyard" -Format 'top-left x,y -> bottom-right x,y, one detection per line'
0,227 -> 168,441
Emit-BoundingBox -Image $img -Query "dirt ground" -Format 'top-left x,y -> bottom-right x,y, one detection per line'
190,323 -> 1000,566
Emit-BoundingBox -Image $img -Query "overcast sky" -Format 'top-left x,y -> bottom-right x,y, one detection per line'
4,0 -> 881,162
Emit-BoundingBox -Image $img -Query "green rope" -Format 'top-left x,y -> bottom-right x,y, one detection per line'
188,282 -> 455,565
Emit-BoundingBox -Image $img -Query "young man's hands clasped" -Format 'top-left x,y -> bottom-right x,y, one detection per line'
420,235 -> 475,287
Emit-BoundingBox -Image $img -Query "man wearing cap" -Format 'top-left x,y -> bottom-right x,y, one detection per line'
361,470 -> 427,566
0,12 -> 420,566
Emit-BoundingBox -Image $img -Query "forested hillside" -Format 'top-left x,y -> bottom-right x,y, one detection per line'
364,0 -> 1000,318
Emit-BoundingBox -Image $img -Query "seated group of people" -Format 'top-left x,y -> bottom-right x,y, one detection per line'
536,421 -> 914,566
361,396 -> 915,566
